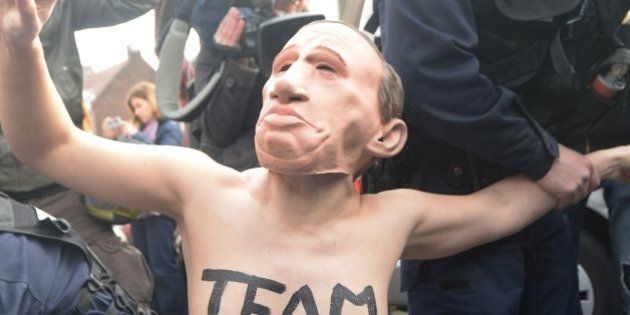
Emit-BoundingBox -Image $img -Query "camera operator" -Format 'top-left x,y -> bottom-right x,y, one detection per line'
195,0 -> 308,171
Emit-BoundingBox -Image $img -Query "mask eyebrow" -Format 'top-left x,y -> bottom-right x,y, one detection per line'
311,45 -> 347,67
272,44 -> 297,69
271,44 -> 348,72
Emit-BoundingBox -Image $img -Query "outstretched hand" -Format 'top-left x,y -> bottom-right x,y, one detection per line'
588,145 -> 630,184
0,0 -> 55,47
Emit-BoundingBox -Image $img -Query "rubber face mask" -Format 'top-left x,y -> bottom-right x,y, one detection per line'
254,22 -> 383,175
255,104 -> 376,175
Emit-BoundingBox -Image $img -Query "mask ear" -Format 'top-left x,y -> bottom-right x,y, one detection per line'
365,118 -> 407,158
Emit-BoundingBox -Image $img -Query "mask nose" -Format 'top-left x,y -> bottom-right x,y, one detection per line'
270,71 -> 309,104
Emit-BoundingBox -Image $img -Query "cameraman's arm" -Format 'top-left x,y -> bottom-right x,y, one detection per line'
68,0 -> 157,30
198,7 -> 260,147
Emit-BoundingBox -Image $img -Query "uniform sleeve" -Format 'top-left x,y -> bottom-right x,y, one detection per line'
379,0 -> 558,179
68,0 -> 158,30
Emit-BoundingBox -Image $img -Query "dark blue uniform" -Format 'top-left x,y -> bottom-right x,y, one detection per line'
379,1 -> 583,314
0,233 -> 88,314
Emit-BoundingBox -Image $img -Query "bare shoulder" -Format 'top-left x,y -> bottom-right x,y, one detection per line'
172,146 -> 242,183
168,146 -> 252,212
359,188 -> 434,233
178,166 -> 267,233
361,188 -> 433,214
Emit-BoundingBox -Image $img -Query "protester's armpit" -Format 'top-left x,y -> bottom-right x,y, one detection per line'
202,269 -> 377,314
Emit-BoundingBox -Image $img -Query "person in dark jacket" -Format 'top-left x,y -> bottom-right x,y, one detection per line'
378,0 -> 628,314
0,0 -> 157,308
195,0 -> 308,171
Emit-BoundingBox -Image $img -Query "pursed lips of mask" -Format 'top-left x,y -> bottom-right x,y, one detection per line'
255,106 -> 363,176
257,106 -> 324,132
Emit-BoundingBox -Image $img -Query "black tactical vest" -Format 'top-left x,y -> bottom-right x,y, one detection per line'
474,0 -> 630,142
0,193 -> 146,314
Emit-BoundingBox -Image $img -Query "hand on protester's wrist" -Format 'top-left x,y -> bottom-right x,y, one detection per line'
536,145 -> 598,208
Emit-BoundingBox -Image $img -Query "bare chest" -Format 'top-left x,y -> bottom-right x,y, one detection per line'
180,194 -> 405,314
181,221 -> 397,314
196,268 -> 383,315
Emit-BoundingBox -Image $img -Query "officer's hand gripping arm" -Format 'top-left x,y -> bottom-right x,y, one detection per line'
398,145 -> 630,260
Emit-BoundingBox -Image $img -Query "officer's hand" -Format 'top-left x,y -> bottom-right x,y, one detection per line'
537,145 -> 600,209
213,7 -> 244,48
0,0 -> 55,47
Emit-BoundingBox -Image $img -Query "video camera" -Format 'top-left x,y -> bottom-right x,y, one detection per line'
155,0 -> 324,123
157,0 -> 275,57
217,0 -> 276,58
187,0 -> 283,58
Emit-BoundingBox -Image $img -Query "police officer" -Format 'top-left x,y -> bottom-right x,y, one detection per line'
379,0 -> 629,314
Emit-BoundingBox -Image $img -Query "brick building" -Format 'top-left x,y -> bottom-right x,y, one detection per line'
84,48 -> 155,135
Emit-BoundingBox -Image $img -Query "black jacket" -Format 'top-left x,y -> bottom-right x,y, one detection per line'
195,45 -> 262,171
379,0 -> 561,181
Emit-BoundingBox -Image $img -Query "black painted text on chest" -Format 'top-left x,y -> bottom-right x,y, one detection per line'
203,269 -> 377,314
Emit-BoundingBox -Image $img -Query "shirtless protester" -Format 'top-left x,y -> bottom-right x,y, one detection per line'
2,0 -> 630,314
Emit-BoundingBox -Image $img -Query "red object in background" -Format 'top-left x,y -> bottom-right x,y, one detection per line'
179,60 -> 195,108
592,74 -> 620,99
178,60 -> 196,147
353,177 -> 362,193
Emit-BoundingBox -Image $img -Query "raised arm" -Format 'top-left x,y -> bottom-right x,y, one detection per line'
397,145 -> 630,260
0,0 -> 226,220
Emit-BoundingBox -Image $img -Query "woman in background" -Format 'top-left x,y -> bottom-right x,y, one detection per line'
102,81 -> 187,314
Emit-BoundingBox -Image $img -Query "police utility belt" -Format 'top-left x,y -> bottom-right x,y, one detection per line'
0,192 -> 148,315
